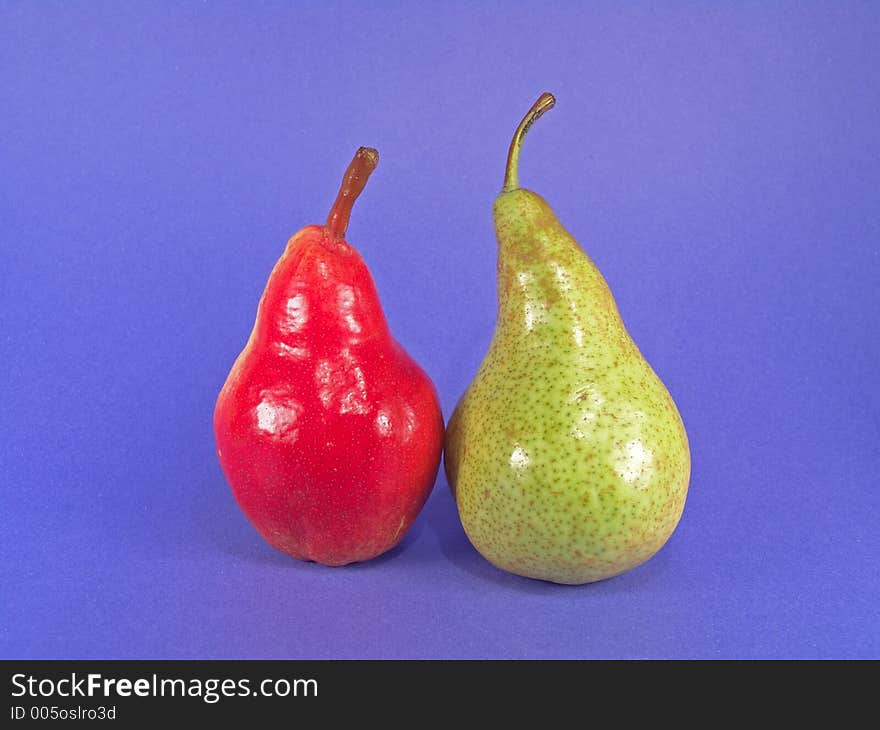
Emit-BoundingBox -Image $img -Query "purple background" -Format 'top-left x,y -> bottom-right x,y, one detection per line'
2,2 -> 878,659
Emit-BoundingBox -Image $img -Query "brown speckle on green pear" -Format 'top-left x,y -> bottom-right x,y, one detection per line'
444,93 -> 691,585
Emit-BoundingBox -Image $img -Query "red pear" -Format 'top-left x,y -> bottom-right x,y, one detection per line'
214,148 -> 443,566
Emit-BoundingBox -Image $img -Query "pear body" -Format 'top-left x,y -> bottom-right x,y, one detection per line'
445,190 -> 690,584
215,225 -> 444,566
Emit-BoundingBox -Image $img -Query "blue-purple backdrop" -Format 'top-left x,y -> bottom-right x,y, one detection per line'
2,2 -> 878,659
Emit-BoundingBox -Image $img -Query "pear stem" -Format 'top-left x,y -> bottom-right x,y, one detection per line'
325,147 -> 379,240
502,92 -> 556,193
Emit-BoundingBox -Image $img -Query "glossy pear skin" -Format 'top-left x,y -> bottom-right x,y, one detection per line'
214,150 -> 444,567
445,190 -> 690,584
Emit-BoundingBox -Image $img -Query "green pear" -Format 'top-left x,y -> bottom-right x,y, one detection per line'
445,93 -> 690,584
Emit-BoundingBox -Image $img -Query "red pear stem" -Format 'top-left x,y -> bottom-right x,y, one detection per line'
325,147 -> 379,240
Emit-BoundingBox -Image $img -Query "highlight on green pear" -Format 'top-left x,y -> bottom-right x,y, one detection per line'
444,93 -> 691,585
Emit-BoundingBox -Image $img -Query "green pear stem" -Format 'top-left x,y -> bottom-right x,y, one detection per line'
325,147 -> 379,240
502,92 -> 556,193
